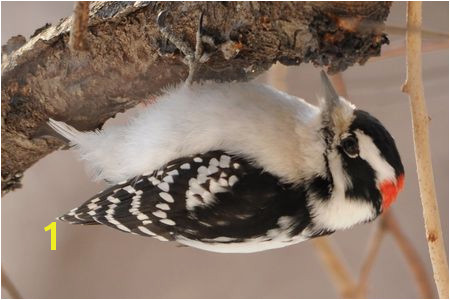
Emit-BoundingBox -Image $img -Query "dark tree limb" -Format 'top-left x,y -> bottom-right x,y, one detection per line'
1,1 -> 391,194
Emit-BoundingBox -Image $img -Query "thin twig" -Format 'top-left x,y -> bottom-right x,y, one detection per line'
402,2 -> 449,298
385,25 -> 449,40
1,267 -> 22,299
353,219 -> 387,298
311,237 -> 357,298
383,211 -> 435,298
369,39 -> 448,63
69,1 -> 90,51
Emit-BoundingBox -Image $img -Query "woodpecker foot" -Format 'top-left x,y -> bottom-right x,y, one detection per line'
157,10 -> 208,84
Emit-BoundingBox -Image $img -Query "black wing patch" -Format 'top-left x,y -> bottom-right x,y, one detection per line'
59,151 -> 312,243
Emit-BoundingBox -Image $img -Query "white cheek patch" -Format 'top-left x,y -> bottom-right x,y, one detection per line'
355,130 -> 396,183
309,195 -> 376,231
309,149 -> 375,231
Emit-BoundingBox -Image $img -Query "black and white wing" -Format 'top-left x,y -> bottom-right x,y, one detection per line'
59,151 -> 314,251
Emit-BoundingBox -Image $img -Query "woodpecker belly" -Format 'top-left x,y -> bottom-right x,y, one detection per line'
59,151 -> 333,253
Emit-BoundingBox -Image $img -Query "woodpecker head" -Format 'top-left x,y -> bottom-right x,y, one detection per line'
314,71 -> 404,229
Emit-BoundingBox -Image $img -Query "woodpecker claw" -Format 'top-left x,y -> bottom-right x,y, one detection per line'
198,11 -> 204,34
192,11 -> 205,81
156,9 -> 170,28
156,10 -> 206,84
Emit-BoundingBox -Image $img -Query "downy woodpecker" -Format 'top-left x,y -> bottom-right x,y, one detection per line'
49,12 -> 404,253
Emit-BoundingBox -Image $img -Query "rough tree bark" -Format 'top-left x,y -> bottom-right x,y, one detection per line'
1,1 -> 391,193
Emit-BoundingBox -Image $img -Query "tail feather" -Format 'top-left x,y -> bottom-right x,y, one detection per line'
47,118 -> 82,145
57,181 -> 137,227
57,212 -> 98,225
58,195 -> 106,225
47,118 -> 118,182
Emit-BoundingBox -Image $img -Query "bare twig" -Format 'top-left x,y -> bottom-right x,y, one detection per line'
385,25 -> 449,40
369,39 -> 448,63
69,1 -> 90,51
353,219 -> 387,298
402,2 -> 449,298
312,237 -> 357,298
353,211 -> 434,298
384,211 -> 435,298
1,267 -> 22,299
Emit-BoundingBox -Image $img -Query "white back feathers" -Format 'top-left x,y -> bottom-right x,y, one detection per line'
49,81 -> 325,185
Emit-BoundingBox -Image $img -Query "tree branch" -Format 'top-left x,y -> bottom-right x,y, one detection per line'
353,219 -> 387,297
311,237 -> 356,298
1,1 -> 392,194
385,25 -> 448,40
402,2 -> 449,298
369,39 -> 448,63
1,267 -> 22,299
383,211 -> 434,298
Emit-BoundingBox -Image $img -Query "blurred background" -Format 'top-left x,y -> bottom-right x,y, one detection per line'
2,1 -> 448,298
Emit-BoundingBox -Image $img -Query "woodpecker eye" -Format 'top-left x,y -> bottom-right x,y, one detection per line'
341,136 -> 359,158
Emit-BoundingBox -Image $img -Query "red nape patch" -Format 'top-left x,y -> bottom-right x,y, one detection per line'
380,174 -> 405,211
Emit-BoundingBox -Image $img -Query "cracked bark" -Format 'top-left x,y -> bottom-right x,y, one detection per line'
1,1 -> 391,193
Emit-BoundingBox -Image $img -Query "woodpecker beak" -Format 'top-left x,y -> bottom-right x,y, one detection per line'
379,174 -> 405,211
320,70 -> 340,107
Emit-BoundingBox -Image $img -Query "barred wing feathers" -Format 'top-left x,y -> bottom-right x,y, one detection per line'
59,151 -> 312,247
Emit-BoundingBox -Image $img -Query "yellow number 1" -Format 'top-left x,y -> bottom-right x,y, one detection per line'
45,222 -> 56,250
